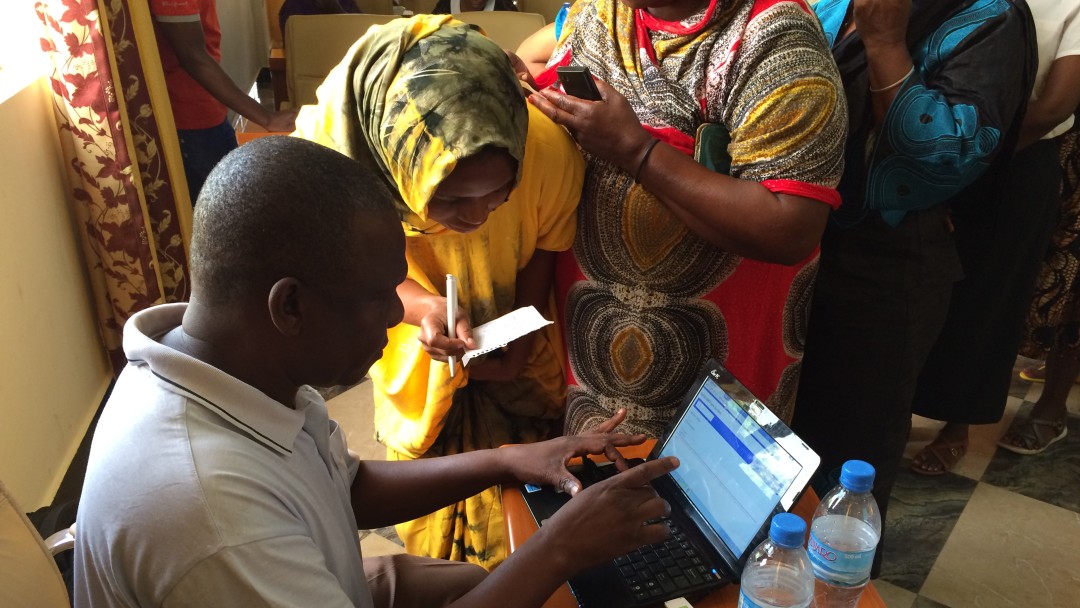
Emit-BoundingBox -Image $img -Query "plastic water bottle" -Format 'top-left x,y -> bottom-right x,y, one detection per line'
738,512 -> 815,608
807,460 -> 882,608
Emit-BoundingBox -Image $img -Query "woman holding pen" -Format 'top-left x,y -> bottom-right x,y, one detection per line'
293,16 -> 584,570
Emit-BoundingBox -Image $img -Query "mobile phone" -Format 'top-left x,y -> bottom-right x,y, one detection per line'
556,66 -> 602,101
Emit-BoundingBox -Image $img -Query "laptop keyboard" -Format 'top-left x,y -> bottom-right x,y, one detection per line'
572,458 -> 722,603
613,522 -> 721,603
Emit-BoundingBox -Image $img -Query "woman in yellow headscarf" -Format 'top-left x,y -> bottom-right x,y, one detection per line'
293,16 -> 584,570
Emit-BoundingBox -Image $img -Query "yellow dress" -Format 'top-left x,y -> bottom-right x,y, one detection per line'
371,105 -> 583,568
293,16 -> 584,569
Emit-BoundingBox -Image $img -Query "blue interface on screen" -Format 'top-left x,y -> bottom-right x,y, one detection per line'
658,379 -> 802,555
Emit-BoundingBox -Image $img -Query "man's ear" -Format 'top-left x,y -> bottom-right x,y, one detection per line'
268,277 -> 304,336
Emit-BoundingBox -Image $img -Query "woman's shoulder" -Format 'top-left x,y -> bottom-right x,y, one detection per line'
744,0 -> 818,21
731,0 -> 833,61
737,0 -> 829,39
523,103 -> 582,161
515,105 -> 584,218
729,0 -> 837,76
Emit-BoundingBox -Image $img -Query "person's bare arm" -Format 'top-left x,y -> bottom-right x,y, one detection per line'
350,409 -> 677,607
446,456 -> 678,608
1017,55 -> 1080,150
853,0 -> 915,125
157,20 -> 297,131
531,83 -> 830,264
516,23 -> 558,79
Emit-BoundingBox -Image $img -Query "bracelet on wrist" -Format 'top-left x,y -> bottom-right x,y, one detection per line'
870,65 -> 914,94
634,139 -> 661,183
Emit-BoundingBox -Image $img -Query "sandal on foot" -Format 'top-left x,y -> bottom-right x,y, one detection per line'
1019,364 -> 1046,383
1018,364 -> 1080,384
910,439 -> 967,476
997,416 -> 1068,455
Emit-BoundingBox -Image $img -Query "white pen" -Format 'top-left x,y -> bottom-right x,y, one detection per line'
446,274 -> 458,377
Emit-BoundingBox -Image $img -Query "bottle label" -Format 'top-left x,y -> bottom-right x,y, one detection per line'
807,532 -> 874,584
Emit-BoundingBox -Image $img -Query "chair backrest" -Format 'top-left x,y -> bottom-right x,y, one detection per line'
451,11 -> 546,51
354,0 -> 398,14
285,14 -> 400,107
266,0 -> 287,48
517,0 -> 571,23
0,480 -> 70,608
402,0 -> 440,14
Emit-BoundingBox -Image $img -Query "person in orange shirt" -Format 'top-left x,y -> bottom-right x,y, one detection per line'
150,0 -> 297,200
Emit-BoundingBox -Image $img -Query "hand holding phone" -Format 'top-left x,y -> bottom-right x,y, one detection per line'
556,66 -> 602,101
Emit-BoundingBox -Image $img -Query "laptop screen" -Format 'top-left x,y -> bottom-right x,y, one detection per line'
657,375 -> 803,557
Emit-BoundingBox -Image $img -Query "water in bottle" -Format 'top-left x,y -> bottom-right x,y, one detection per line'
807,460 -> 881,608
738,512 -> 815,608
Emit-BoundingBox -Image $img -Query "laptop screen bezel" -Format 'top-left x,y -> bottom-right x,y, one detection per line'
647,358 -> 820,576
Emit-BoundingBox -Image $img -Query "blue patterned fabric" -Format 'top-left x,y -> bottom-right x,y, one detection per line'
816,0 -> 1034,226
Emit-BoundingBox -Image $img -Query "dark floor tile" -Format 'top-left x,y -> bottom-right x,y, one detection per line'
879,468 -> 978,594
981,408 -> 1080,514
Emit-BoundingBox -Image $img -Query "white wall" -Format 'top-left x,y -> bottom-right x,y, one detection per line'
219,0 -> 271,93
0,1 -> 112,511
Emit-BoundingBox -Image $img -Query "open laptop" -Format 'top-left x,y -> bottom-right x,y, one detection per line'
521,359 -> 820,607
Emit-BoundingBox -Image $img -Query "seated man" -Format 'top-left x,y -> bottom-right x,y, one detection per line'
73,136 -> 677,608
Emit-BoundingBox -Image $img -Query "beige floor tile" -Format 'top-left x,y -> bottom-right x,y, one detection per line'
360,532 -> 407,557
1068,383 -> 1080,414
873,579 -> 917,608
920,483 -> 1080,608
326,379 -> 386,462
1027,381 -> 1044,404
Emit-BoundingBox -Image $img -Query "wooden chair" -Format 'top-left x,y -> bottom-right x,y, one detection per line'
517,0 -> 571,23
285,14 -> 400,108
354,0 -> 397,14
451,11 -> 546,51
401,0 -> 440,14
0,480 -> 75,607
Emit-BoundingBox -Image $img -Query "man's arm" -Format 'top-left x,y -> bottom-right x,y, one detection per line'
351,421 -> 642,527
447,456 -> 678,608
157,20 -> 297,132
163,538 -> 358,607
351,418 -> 679,608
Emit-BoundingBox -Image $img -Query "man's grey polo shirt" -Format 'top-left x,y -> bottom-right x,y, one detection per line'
74,303 -> 375,607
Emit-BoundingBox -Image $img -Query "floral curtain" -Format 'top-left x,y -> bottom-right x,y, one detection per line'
36,0 -> 192,373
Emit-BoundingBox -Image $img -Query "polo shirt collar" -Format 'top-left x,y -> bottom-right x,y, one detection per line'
123,303 -> 306,456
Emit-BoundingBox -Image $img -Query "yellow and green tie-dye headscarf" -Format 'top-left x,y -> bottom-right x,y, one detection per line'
294,15 -> 528,234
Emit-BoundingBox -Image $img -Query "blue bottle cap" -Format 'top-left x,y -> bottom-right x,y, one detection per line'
840,460 -> 876,493
769,512 -> 806,548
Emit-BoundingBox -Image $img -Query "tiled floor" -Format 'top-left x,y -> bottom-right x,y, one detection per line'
327,358 -> 1080,606
876,357 -> 1080,608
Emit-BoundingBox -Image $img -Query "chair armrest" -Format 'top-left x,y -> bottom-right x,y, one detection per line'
43,523 -> 75,557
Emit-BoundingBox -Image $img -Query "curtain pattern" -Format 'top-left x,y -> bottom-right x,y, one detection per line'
36,0 -> 191,373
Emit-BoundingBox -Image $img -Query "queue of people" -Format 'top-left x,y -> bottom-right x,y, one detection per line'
73,0 -> 1076,605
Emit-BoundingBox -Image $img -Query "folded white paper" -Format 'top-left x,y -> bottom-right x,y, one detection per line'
461,306 -> 553,367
